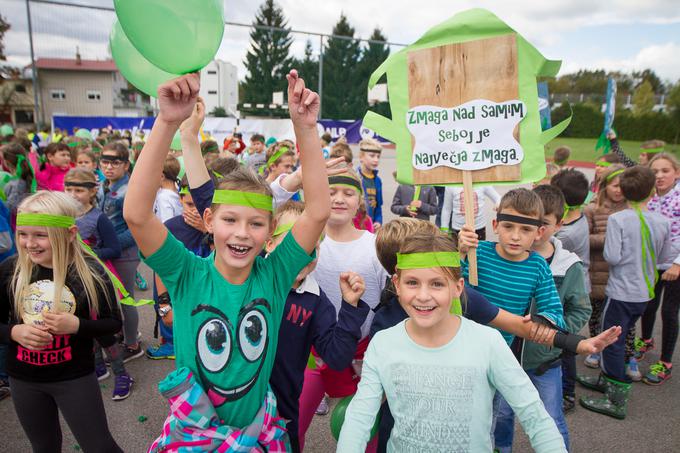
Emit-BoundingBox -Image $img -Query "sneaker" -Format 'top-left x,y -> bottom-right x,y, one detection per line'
146,342 -> 175,360
122,344 -> 145,363
626,358 -> 642,382
562,395 -> 576,414
135,271 -> 148,291
315,395 -> 330,416
111,373 -> 134,401
95,362 -> 110,381
642,361 -> 672,386
0,380 -> 10,401
584,353 -> 600,369
634,338 -> 654,361
115,331 -> 142,345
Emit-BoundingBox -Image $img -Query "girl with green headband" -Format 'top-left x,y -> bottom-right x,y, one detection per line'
0,191 -> 123,452
124,71 -> 329,448
1,143 -> 36,217
337,232 -> 567,452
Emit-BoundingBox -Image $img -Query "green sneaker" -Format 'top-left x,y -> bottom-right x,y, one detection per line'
580,376 -> 631,420
642,361 -> 672,386
576,373 -> 607,393
634,338 -> 654,361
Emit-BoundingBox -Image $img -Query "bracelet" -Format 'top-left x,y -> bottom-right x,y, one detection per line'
158,292 -> 171,307
158,305 -> 173,318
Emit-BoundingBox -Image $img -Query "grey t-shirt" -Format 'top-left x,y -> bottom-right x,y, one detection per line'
604,209 -> 674,302
556,214 -> 591,292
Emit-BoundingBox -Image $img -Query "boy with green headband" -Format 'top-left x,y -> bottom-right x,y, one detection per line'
124,71 -> 329,447
578,166 -> 674,419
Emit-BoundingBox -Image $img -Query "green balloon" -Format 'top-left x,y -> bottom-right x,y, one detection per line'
114,0 -> 224,74
75,128 -> 92,140
109,21 -> 178,98
330,396 -> 380,441
0,124 -> 14,137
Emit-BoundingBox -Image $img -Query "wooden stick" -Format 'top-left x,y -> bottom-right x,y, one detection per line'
462,171 -> 478,286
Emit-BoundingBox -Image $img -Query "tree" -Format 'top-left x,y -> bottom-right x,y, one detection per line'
668,81 -> 680,117
356,28 -> 390,117
633,69 -> 663,93
210,106 -> 227,117
242,0 -> 293,104
0,15 -> 9,62
322,14 -> 362,119
632,80 -> 655,116
292,40 -> 318,92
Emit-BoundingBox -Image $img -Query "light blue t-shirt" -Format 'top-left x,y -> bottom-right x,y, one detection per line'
337,318 -> 566,452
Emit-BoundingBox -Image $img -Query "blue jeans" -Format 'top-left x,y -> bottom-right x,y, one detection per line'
494,366 -> 570,452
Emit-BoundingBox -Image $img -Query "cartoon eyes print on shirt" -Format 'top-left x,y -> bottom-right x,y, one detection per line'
191,298 -> 271,406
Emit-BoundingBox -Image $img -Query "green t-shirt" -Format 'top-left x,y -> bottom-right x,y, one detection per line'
143,231 -> 314,427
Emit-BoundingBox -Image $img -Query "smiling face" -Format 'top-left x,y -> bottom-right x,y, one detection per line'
650,157 -> 679,196
328,185 -> 360,226
493,208 -> 543,260
17,225 -> 54,267
204,204 -> 272,279
394,267 -> 463,331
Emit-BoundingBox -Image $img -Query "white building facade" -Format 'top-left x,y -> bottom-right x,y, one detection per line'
200,60 -> 238,116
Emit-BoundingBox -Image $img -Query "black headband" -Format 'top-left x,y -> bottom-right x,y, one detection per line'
496,212 -> 543,227
99,155 -> 124,162
360,147 -> 381,154
328,175 -> 363,193
64,181 -> 98,188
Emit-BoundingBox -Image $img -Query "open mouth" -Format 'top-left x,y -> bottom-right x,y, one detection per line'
27,250 -> 45,258
413,305 -> 436,313
227,244 -> 252,258
196,357 -> 265,407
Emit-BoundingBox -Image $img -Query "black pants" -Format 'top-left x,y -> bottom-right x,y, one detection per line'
561,353 -> 576,397
10,373 -> 122,453
641,271 -> 680,363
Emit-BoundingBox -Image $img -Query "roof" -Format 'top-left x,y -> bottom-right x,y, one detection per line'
35,58 -> 118,72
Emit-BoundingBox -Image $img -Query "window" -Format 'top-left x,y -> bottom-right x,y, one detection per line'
86,90 -> 102,101
15,110 -> 34,123
208,90 -> 217,95
15,84 -> 26,93
50,89 -> 66,100
207,70 -> 217,75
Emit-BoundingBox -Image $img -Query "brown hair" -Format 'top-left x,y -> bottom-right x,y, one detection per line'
211,166 -> 273,214
76,148 -> 97,165
266,141 -> 295,168
641,139 -> 666,150
102,141 -> 130,162
598,153 -> 621,164
376,218 -> 439,274
498,188 -> 544,220
200,140 -> 220,156
273,200 -> 305,226
64,168 -> 98,204
162,155 -> 181,182
1,143 -> 34,189
619,166 -> 656,202
44,142 -> 70,157
330,143 -> 353,164
553,146 -> 571,164
596,164 -> 625,207
210,157 -> 240,181
551,168 -> 589,206
532,184 -> 565,221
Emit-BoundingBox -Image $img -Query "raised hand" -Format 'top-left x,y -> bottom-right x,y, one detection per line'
339,271 -> 365,307
576,326 -> 622,355
157,73 -> 200,125
180,96 -> 206,137
287,69 -> 320,130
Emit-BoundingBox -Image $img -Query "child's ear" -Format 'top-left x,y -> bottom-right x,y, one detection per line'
68,225 -> 79,243
391,274 -> 400,296
264,239 -> 274,254
536,225 -> 546,238
554,221 -> 563,233
491,218 -> 499,234
203,208 -> 214,234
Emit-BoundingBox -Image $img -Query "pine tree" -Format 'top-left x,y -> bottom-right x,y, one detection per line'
358,28 -> 390,118
322,14 -> 362,119
292,40 -> 319,92
242,0 -> 292,104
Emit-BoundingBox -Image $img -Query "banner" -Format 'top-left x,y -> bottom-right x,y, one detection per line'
53,116 -> 156,140
537,81 -> 551,131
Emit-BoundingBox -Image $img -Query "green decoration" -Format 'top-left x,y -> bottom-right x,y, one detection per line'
109,20 -> 179,98
409,186 -> 421,212
212,190 -> 274,212
362,8 -> 572,186
396,251 -> 460,269
138,415 -> 148,423
631,202 -> 657,299
170,131 -> 183,151
114,0 -> 224,74
273,222 -> 294,238
330,395 -> 380,441
595,161 -> 612,168
306,353 -> 316,370
16,213 -> 75,228
75,129 -> 92,140
605,169 -> 625,183
0,124 -> 13,137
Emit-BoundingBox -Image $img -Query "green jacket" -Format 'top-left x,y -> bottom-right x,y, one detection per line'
522,237 -> 592,371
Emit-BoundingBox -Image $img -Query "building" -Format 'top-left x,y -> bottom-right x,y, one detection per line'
32,53 -> 152,123
0,77 -> 35,126
199,60 -> 239,116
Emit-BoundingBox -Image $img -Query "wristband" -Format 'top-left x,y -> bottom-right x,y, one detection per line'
553,332 -> 585,354
158,292 -> 172,307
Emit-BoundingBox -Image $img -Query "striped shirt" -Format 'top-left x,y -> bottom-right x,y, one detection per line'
462,241 -> 565,344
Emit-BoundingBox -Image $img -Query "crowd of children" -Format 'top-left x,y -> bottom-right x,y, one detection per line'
0,70 -> 675,453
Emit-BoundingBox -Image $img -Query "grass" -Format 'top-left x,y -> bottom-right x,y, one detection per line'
544,137 -> 680,163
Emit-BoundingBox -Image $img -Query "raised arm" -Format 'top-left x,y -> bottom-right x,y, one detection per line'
124,74 -> 199,257
180,97 -> 211,189
286,70 -> 330,254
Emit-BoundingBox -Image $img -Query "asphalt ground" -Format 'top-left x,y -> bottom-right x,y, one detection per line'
2,147 -> 679,452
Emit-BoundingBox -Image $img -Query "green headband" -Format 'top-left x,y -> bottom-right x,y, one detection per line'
67,142 -> 79,148
396,252 -> 460,269
179,186 -> 190,195
259,146 -> 291,175
15,154 -> 37,193
596,161 -> 612,167
606,169 -> 624,183
212,189 -> 273,212
202,144 -> 219,154
212,170 -> 224,179
17,213 -> 75,228
329,175 -> 362,194
562,204 -> 583,221
272,222 -> 294,237
641,146 -> 664,154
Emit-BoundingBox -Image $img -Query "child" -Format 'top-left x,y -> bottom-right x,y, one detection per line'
243,133 -> 267,171
0,191 -> 123,452
553,145 -> 571,169
36,142 -> 72,191
356,138 -> 383,229
354,200 -> 374,233
262,141 -> 296,183
390,179 -> 438,221
551,169 -> 591,292
637,153 -> 680,385
63,168 -> 134,400
320,132 -> 332,159
153,155 -> 183,223
582,165 -> 628,371
124,71 -> 329,448
608,129 -> 663,167
578,166 -> 674,419
440,185 -> 500,239
591,152 -> 622,194
98,143 -> 143,361
337,232 -> 567,452
2,143 -> 36,216
330,142 -> 353,165
495,185 -> 590,451
75,148 -> 105,183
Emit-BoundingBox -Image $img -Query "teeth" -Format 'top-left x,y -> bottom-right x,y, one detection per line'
229,245 -> 250,254
414,306 -> 434,311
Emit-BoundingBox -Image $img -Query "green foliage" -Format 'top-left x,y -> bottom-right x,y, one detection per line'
632,80 -> 655,116
210,106 -> 227,117
242,0 -> 292,104
291,40 -> 319,92
667,81 -> 680,118
546,68 -> 662,96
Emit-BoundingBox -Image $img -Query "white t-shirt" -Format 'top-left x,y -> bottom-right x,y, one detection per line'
441,186 -> 501,231
312,230 -> 389,338
153,188 -> 183,223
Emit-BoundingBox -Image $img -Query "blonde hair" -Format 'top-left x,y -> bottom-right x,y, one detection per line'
64,168 -> 99,205
330,143 -> 353,164
266,141 -> 295,168
596,164 -> 625,207
376,218 -> 439,274
648,152 -> 680,171
12,191 -> 108,320
274,200 -> 305,226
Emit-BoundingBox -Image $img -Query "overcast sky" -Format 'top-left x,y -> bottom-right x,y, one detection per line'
3,0 -> 680,86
